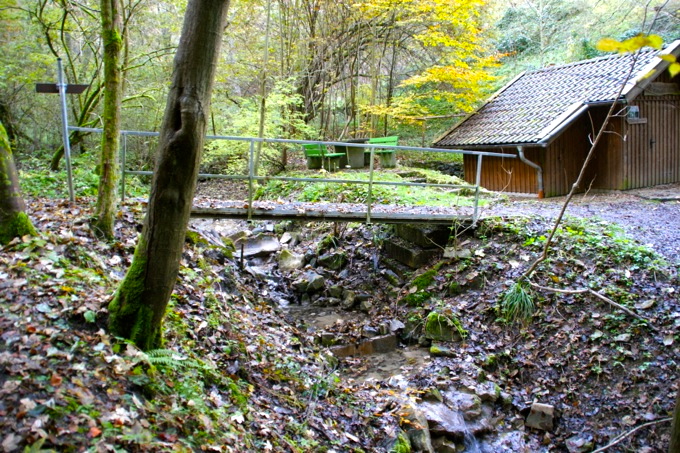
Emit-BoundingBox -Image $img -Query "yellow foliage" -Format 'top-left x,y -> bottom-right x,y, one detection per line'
596,34 -> 664,53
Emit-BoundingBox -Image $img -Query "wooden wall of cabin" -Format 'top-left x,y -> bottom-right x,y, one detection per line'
621,85 -> 680,189
462,148 -> 541,195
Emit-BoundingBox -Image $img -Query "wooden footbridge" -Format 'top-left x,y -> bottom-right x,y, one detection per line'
67,127 -> 517,225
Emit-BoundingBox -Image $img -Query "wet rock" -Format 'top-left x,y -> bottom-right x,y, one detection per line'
382,269 -> 402,286
389,319 -> 406,332
476,382 -> 500,403
319,332 -> 338,347
525,402 -> 555,431
328,285 -> 344,298
293,271 -> 325,294
318,252 -> 348,270
566,434 -> 594,453
421,388 -> 443,403
429,343 -> 456,357
330,334 -> 398,358
424,312 -> 464,342
245,265 -> 269,280
236,234 -> 281,257
417,401 -> 468,440
480,431 -> 527,452
341,290 -> 357,309
362,325 -> 380,337
278,249 -> 304,271
398,402 -> 435,453
443,247 -> 472,259
431,436 -> 457,453
444,390 -> 482,420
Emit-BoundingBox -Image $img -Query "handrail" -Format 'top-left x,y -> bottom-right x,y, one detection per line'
68,125 -> 517,225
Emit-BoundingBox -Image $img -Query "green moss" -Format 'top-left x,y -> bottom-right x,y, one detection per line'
424,311 -> 467,341
402,291 -> 431,307
0,211 -> 37,245
108,239 -> 162,350
185,230 -> 208,246
391,431 -> 411,453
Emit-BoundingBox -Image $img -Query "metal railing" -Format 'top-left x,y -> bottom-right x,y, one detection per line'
66,125 -> 517,224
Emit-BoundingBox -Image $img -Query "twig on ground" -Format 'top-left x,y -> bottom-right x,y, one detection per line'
591,417 -> 672,453
527,282 -> 658,330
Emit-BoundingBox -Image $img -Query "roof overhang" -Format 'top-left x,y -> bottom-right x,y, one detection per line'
623,40 -> 680,101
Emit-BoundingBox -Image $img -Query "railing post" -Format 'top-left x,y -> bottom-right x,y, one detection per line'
120,133 -> 127,202
56,58 -> 75,203
473,154 -> 483,224
247,139 -> 255,221
366,146 -> 376,224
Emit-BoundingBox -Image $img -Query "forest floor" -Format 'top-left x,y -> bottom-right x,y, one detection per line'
0,181 -> 678,452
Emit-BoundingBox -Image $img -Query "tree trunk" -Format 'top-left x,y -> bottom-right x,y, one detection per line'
0,122 -> 37,245
92,0 -> 123,239
107,0 -> 230,350
671,381 -> 680,453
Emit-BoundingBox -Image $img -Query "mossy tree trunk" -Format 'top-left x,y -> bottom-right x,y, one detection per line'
0,122 -> 37,245
92,0 -> 123,239
107,0 -> 230,350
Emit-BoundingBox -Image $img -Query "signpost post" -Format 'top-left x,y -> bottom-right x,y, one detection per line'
35,58 -> 88,203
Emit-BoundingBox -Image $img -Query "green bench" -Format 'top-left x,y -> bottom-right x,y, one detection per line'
365,136 -> 398,168
303,143 -> 346,172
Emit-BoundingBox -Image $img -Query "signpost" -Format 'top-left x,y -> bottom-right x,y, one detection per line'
35,58 -> 89,203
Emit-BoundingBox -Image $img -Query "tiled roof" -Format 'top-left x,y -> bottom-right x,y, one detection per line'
434,46 -> 671,148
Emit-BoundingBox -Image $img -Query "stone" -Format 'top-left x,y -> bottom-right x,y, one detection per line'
382,269 -> 402,286
278,249 -> 304,271
525,402 -> 555,431
431,436 -> 458,453
444,390 -> 482,420
293,271 -> 325,294
329,334 -> 398,358
341,290 -> 357,309
388,319 -> 406,332
443,247 -> 472,259
566,435 -> 595,453
395,224 -> 451,248
328,285 -> 344,298
359,300 -> 373,312
475,382 -> 500,403
383,237 -> 440,269
423,312 -> 465,342
305,272 -> 325,293
397,402 -> 435,453
279,232 -> 293,244
235,234 -> 281,257
417,401 -> 468,440
318,252 -> 348,270
429,343 -> 456,357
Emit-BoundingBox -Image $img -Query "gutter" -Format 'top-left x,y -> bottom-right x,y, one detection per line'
517,146 -> 544,199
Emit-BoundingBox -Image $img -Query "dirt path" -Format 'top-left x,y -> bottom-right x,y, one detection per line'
482,184 -> 680,264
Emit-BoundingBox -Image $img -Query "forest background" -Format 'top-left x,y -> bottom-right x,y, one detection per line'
1,0 -> 679,181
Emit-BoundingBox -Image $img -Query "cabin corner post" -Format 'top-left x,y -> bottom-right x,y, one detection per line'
517,146 -> 544,198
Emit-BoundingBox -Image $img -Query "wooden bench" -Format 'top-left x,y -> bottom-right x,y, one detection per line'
303,143 -> 346,172
365,136 -> 398,168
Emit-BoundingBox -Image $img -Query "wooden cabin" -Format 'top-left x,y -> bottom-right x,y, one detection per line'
433,41 -> 680,197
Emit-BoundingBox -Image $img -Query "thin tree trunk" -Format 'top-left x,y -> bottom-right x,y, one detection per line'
92,0 -> 123,239
0,122 -> 37,245
107,0 -> 230,350
671,381 -> 680,453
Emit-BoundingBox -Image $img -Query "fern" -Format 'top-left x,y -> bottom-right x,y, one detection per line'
142,349 -> 212,374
